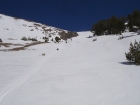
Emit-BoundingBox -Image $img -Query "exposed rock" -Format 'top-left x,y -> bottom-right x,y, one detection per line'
59,31 -> 78,40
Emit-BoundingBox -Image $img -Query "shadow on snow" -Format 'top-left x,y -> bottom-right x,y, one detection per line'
119,61 -> 140,66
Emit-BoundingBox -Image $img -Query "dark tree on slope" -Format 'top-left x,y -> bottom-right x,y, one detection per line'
127,10 -> 140,31
91,16 -> 125,36
125,40 -> 140,64
55,36 -> 61,43
0,38 -> 2,42
91,10 -> 140,35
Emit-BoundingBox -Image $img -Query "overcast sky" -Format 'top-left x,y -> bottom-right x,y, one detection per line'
0,0 -> 140,31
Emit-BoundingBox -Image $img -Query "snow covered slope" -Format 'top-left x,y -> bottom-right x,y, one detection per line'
0,14 -> 140,105
0,14 -> 78,51
0,14 -> 64,41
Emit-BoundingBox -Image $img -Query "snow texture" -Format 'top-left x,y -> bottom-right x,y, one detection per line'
0,14 -> 140,105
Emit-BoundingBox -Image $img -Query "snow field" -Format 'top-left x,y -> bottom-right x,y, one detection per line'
0,31 -> 140,105
0,14 -> 140,105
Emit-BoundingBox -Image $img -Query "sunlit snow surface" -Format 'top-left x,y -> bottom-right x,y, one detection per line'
0,14 -> 140,105
0,13 -> 67,49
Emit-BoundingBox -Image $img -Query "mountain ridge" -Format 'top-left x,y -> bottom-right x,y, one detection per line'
0,13 -> 78,51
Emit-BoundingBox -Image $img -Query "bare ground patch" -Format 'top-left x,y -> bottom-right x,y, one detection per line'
0,42 -> 48,51
0,43 -> 23,47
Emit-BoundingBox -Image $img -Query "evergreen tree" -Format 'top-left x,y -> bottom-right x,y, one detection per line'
125,40 -> 140,64
91,10 -> 140,35
55,37 -> 61,43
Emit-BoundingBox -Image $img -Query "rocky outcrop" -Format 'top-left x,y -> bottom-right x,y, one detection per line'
59,31 -> 78,40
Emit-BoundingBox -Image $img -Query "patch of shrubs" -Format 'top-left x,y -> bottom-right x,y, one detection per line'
30,29 -> 34,31
55,36 -> 61,43
21,37 -> 38,41
91,10 -> 140,36
0,38 -> 2,42
43,37 -> 49,42
45,39 -> 48,42
42,37 -> 48,39
125,40 -> 140,64
21,37 -> 27,41
28,37 -> 31,40
91,16 -> 125,35
31,38 -> 37,41
93,38 -> 97,42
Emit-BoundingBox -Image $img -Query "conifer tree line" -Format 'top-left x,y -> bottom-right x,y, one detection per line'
91,10 -> 140,36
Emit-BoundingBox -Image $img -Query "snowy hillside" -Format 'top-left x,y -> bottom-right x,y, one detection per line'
0,14 -> 140,105
0,28 -> 140,105
0,14 -> 78,51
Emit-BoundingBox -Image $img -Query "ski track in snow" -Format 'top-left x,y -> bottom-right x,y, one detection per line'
0,43 -> 64,102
